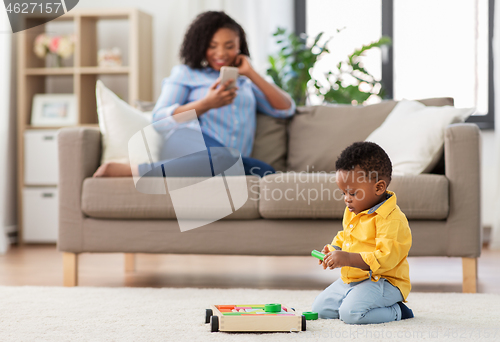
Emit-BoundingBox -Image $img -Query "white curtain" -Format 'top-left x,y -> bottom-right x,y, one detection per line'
205,0 -> 295,74
491,1 -> 500,249
0,8 -> 16,254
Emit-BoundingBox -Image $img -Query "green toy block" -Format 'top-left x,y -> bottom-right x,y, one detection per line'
311,250 -> 325,261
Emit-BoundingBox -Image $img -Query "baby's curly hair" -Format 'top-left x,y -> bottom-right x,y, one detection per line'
180,11 -> 250,69
335,142 -> 392,184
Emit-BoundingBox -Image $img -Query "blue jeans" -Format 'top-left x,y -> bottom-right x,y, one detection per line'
311,277 -> 404,324
138,128 -> 275,178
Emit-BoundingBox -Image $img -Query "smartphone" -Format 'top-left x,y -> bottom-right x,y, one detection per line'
220,66 -> 239,90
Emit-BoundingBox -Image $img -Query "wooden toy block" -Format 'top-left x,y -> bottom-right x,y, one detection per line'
311,250 -> 326,260
218,305 -> 235,310
264,303 -> 281,312
302,311 -> 319,320
236,304 -> 265,308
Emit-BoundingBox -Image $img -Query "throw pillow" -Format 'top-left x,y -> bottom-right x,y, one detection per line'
365,99 -> 474,175
95,80 -> 162,165
251,113 -> 289,172
287,101 -> 399,172
286,98 -> 454,173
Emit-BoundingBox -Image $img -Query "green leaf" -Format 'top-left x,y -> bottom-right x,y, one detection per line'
266,28 -> 388,106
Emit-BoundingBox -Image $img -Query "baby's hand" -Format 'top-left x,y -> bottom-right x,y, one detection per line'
320,252 -> 333,270
321,245 -> 330,254
318,245 -> 331,268
324,250 -> 350,270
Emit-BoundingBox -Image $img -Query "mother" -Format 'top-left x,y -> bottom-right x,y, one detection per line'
94,11 -> 295,178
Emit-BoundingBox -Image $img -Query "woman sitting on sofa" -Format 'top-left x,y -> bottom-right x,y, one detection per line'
94,11 -> 295,179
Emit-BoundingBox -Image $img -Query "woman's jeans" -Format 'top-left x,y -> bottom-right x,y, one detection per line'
312,277 -> 404,324
138,128 -> 275,178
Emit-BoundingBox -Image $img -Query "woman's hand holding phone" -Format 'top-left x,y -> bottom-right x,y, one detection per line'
203,78 -> 238,109
202,55 -> 254,110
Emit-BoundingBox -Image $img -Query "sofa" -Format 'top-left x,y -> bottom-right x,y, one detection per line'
58,97 -> 481,292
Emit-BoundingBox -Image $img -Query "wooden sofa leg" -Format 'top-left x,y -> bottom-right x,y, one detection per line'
63,252 -> 78,287
125,253 -> 136,272
462,257 -> 477,293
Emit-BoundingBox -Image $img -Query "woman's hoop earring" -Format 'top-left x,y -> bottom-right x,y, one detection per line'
201,58 -> 208,67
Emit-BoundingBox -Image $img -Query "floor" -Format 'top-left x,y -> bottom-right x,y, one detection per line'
0,244 -> 499,293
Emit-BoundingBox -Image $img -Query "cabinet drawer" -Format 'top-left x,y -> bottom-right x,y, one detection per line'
22,187 -> 58,243
24,130 -> 59,185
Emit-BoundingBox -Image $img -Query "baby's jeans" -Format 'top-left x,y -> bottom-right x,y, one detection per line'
311,277 -> 404,324
137,128 -> 275,178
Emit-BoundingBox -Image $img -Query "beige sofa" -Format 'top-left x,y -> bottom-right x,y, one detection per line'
58,98 -> 481,292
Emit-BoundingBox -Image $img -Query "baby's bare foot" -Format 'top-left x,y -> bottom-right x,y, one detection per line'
93,162 -> 133,177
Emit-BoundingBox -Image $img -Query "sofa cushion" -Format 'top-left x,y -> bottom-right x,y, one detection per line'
82,176 -> 261,220
258,173 -> 449,220
96,80 -> 162,165
251,113 -> 290,172
287,98 -> 454,173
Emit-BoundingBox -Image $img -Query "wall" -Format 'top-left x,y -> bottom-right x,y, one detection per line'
481,130 -> 496,231
490,0 -> 500,249
0,9 -> 17,252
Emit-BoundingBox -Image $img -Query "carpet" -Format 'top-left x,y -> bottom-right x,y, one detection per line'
0,286 -> 499,342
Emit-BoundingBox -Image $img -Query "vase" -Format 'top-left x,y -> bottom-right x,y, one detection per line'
48,54 -> 63,68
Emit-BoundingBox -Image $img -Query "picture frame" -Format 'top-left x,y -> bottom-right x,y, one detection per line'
31,94 -> 78,127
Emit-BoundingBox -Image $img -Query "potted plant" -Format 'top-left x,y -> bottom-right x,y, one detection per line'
34,33 -> 75,68
267,28 -> 391,106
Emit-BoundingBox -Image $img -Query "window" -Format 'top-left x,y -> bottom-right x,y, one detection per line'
299,0 -> 494,128
304,0 -> 383,105
393,1 -> 489,114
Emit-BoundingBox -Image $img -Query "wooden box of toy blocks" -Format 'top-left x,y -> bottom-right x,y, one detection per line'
205,303 -> 306,332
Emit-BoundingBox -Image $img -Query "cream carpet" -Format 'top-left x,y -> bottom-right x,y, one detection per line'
0,286 -> 499,342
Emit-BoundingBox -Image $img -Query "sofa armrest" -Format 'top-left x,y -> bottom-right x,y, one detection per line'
57,127 -> 101,252
444,123 -> 481,257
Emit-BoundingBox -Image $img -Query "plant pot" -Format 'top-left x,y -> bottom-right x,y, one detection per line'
48,54 -> 63,68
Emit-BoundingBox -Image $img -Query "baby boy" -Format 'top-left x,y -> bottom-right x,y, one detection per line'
312,141 -> 414,324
